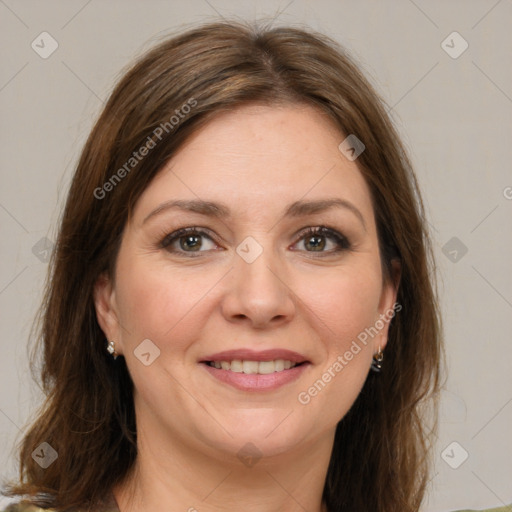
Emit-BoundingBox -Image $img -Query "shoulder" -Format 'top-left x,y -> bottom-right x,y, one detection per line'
452,506 -> 512,512
1,500 -> 118,512
0,493 -> 118,512
1,504 -> 49,512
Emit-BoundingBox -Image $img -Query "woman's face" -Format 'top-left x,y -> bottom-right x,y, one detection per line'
95,103 -> 399,461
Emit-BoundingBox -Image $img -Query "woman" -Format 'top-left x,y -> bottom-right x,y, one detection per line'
2,20 -> 506,512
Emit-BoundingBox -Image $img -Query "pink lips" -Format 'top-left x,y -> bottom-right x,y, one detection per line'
199,348 -> 311,392
200,348 -> 308,364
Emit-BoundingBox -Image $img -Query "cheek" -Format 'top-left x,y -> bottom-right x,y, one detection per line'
302,260 -> 383,348
332,281 -> 381,353
294,261 -> 382,421
114,251 -> 198,349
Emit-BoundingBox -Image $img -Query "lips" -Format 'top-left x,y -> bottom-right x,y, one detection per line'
198,348 -> 311,391
199,348 -> 309,364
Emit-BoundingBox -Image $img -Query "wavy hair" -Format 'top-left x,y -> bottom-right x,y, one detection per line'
2,20 -> 443,512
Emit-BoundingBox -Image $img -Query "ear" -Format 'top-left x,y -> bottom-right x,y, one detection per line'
93,272 -> 123,355
376,259 -> 401,352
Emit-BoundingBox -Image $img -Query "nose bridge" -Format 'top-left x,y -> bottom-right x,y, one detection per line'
222,235 -> 296,327
238,241 -> 281,292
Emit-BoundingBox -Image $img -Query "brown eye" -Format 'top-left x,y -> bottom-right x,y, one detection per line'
294,226 -> 351,254
160,225 -> 350,258
161,227 -> 218,256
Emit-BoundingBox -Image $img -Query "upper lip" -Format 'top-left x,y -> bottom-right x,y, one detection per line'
200,349 -> 309,364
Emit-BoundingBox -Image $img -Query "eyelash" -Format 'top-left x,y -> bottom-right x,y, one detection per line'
159,226 -> 351,258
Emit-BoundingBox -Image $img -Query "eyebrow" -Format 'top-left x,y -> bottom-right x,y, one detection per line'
143,197 -> 367,230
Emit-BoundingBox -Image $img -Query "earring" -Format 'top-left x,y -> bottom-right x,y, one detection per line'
106,340 -> 118,359
370,346 -> 384,372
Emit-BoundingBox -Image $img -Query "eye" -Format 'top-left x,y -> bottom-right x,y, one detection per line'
160,225 -> 351,258
292,226 -> 351,256
160,227 -> 219,257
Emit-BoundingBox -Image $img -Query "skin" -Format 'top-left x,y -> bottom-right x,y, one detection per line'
94,103 -> 400,512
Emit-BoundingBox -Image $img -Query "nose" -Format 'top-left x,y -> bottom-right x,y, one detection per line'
220,244 -> 296,329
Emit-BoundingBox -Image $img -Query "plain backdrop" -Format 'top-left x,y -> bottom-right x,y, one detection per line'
1,1 -> 511,511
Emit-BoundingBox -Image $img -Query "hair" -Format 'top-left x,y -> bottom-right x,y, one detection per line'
2,19 -> 443,512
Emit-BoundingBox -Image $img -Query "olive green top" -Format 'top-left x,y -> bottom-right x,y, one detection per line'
2,499 -> 511,512
2,506 -> 119,512
1,492 -> 119,512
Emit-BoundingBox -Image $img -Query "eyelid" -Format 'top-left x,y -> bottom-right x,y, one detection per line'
160,226 -> 216,246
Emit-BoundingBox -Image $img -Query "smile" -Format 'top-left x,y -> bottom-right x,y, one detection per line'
206,359 -> 301,374
200,360 -> 310,391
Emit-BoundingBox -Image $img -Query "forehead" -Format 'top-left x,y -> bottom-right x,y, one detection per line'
132,103 -> 375,226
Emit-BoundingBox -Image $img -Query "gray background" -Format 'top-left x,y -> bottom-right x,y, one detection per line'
1,1 -> 511,510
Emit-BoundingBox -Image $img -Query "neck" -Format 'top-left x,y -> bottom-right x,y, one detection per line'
113,416 -> 334,512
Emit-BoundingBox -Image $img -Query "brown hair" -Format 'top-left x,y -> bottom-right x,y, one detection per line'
2,20 -> 443,512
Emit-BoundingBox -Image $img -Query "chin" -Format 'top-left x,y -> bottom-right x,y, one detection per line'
198,410 -> 312,459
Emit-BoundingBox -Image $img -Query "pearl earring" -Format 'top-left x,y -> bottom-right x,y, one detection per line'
106,340 -> 118,359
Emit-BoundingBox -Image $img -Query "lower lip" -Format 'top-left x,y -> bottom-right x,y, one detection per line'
200,362 -> 311,391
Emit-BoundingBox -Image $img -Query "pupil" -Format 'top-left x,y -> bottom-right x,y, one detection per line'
307,235 -> 325,251
181,235 -> 201,251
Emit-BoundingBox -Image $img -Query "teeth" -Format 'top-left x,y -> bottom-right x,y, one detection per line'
208,359 -> 299,374
257,361 -> 276,374
230,360 -> 243,372
274,359 -> 285,372
242,360 -> 259,374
